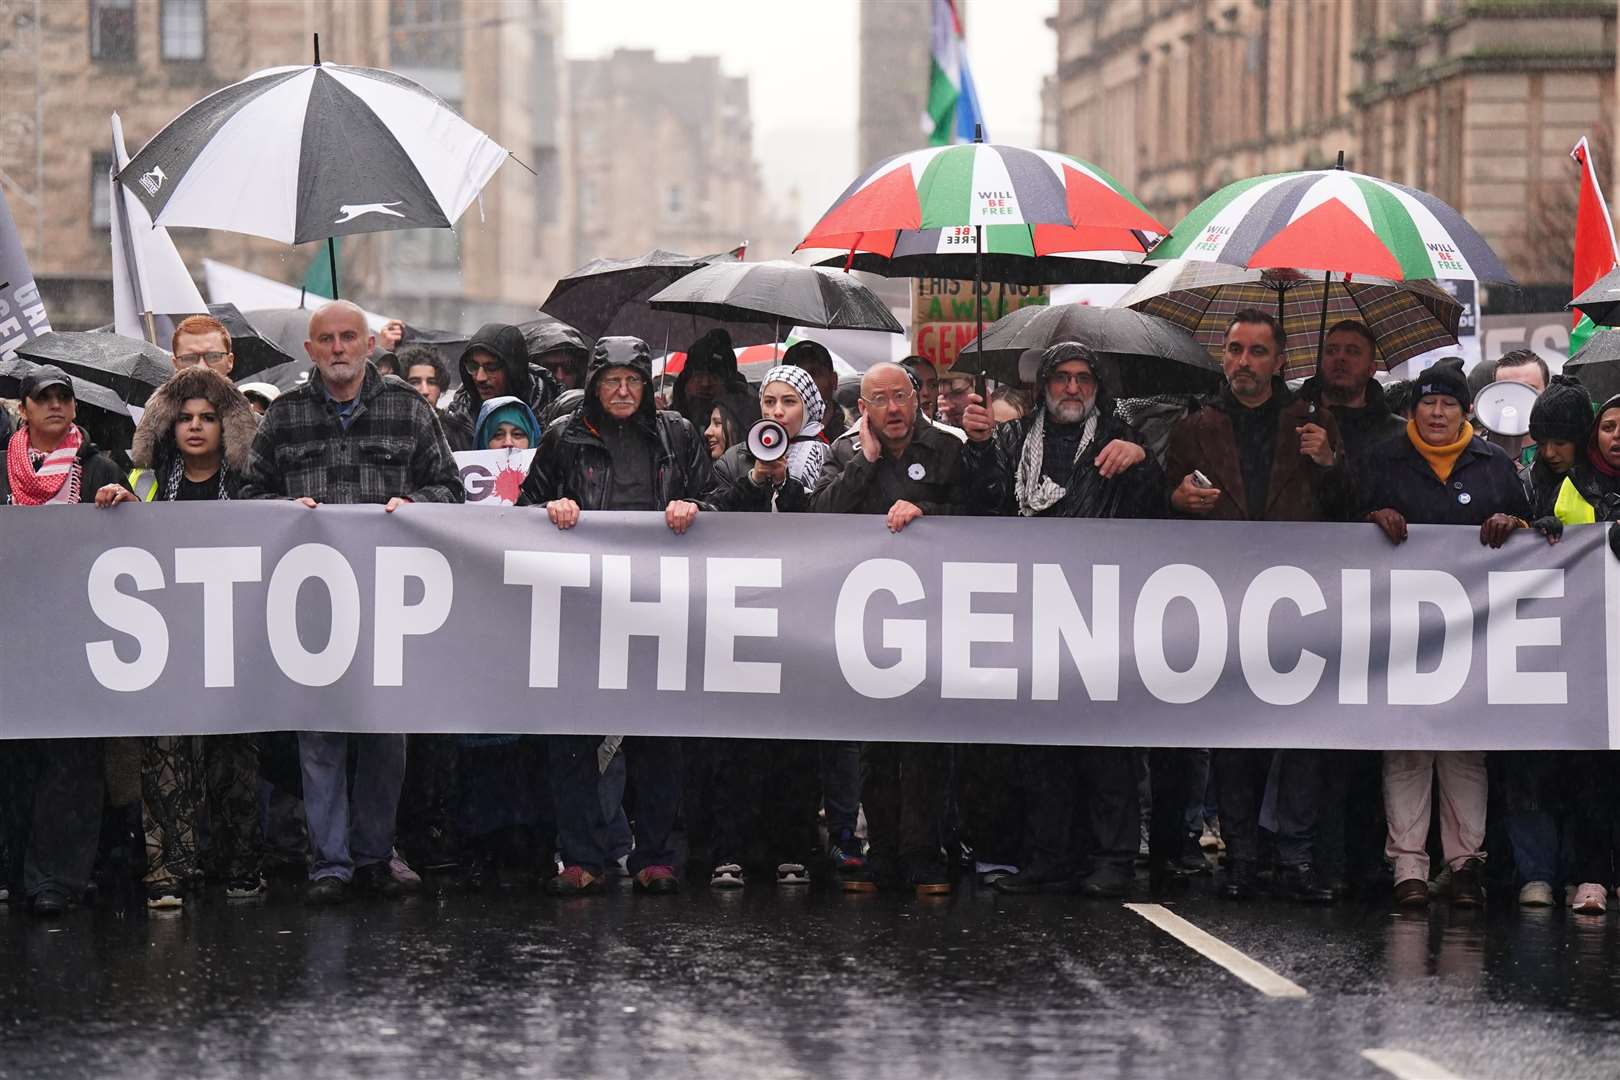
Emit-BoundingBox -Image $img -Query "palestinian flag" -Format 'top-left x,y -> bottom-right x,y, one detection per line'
926,0 -> 986,146
1569,137 -> 1617,356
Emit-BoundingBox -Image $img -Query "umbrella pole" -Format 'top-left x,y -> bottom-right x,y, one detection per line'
142,310 -> 157,347
974,224 -> 986,402
1313,270 -> 1332,378
328,235 -> 340,300
775,317 -> 780,361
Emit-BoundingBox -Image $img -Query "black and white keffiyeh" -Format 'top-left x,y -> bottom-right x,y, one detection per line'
760,365 -> 828,491
1014,403 -> 1099,516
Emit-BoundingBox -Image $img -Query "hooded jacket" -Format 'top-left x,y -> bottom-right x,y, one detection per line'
1165,377 -> 1352,522
521,336 -> 714,511
444,323 -> 561,451
994,344 -> 1165,520
671,329 -> 749,429
128,366 -> 259,500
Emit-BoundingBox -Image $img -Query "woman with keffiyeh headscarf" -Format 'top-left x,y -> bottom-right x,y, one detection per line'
705,364 -> 829,512
697,365 -> 829,889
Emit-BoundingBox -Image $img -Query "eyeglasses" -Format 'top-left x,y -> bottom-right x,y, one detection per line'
465,360 -> 505,377
1047,371 -> 1096,389
600,375 -> 644,392
176,351 -> 230,366
861,388 -> 916,409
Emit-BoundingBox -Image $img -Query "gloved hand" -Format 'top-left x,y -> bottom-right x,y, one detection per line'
1609,520 -> 1620,560
1531,515 -> 1564,544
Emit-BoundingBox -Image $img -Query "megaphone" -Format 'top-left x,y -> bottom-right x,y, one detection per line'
1474,379 -> 1539,438
747,418 -> 789,462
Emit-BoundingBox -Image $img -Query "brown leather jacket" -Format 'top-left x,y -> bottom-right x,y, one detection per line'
1164,383 -> 1353,522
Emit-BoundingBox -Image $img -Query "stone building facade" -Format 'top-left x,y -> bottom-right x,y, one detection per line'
1050,0 -> 1616,293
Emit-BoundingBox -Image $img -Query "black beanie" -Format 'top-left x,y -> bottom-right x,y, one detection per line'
1413,357 -> 1471,411
1529,374 -> 1593,445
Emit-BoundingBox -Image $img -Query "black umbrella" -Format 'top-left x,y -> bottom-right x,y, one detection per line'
540,249 -> 776,352
647,261 -> 905,342
205,302 -> 296,380
1564,331 -> 1620,402
0,356 -> 137,455
1570,266 -> 1620,327
397,324 -> 470,392
241,357 -> 314,394
952,303 -> 1223,396
242,308 -> 317,360
14,331 -> 172,408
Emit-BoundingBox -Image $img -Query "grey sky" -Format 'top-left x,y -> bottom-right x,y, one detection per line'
562,0 -> 1056,230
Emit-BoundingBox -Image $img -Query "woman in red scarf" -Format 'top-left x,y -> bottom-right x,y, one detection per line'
0,367 -> 129,917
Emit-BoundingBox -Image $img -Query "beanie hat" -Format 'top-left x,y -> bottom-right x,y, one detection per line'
1529,373 -> 1593,445
1414,357 -> 1471,411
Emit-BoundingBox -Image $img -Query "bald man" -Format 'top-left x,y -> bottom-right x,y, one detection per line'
240,300 -> 462,907
812,361 -> 1008,896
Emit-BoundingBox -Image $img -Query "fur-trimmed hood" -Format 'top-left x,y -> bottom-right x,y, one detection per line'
131,366 -> 259,472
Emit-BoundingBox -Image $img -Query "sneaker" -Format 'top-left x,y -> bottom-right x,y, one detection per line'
544,865 -> 603,897
710,863 -> 745,889
1393,877 -> 1430,908
1518,880 -> 1555,908
225,876 -> 266,901
633,865 -> 679,895
1450,859 -> 1486,909
1571,882 -> 1608,914
776,862 -> 810,886
354,862 -> 402,899
305,876 -> 349,907
146,882 -> 185,911
828,829 -> 866,873
388,849 -> 424,894
0,885 -> 9,903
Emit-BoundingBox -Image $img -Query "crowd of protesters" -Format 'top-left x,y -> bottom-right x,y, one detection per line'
3,300 -> 1617,922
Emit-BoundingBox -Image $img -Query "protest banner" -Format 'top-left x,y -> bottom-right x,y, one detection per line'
911,276 -> 1047,369
1,505 -> 1611,749
0,186 -> 51,362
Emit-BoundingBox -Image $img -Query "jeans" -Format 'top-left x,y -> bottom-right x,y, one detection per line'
1215,748 -> 1318,867
820,741 -> 862,837
551,735 -> 681,876
297,732 -> 406,882
1502,751 -> 1560,884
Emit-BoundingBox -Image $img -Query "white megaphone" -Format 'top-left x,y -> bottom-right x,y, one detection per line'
747,418 -> 789,462
1474,378 -> 1538,438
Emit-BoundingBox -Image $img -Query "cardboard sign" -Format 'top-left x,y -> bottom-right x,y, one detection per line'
910,278 -> 1047,369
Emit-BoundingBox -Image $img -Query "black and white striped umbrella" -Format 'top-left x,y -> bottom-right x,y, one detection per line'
116,60 -> 509,246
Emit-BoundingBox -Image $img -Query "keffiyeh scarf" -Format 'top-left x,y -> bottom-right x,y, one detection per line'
7,424 -> 83,505
1014,404 -> 1099,516
760,365 -> 829,491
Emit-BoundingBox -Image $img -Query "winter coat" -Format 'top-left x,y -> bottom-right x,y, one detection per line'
707,442 -> 814,512
1521,456 -> 1570,520
1359,429 -> 1531,526
443,323 -> 561,451
239,362 -> 463,505
0,432 -> 127,505
520,338 -> 714,511
1297,375 -> 1406,464
1550,457 -> 1620,525
812,417 -> 1008,516
127,366 -> 258,500
1164,380 -> 1352,522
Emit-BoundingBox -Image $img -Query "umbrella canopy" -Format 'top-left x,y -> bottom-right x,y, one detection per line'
953,303 -> 1222,396
816,242 -> 1151,287
244,357 -> 314,394
14,331 -> 174,408
1151,157 -> 1515,284
797,143 -> 1166,253
658,342 -> 860,381
647,261 -> 904,335
1120,261 -> 1463,381
0,356 -> 136,420
205,302 -> 296,380
540,249 -> 773,350
1570,265 -> 1620,327
242,308 -> 320,360
1564,331 -> 1620,402
116,58 -> 508,246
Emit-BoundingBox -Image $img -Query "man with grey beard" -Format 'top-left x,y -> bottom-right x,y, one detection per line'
985,342 -> 1166,898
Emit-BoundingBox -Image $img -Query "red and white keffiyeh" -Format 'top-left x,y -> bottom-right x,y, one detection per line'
7,424 -> 84,505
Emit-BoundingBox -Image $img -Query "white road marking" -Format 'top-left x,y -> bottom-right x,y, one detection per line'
1122,902 -> 1309,998
1361,1048 -> 1467,1080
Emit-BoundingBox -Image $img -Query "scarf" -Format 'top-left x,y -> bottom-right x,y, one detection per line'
7,424 -> 83,506
1407,418 -> 1473,483
1588,433 -> 1620,478
760,365 -> 829,490
1015,403 -> 1099,516
163,456 -> 231,501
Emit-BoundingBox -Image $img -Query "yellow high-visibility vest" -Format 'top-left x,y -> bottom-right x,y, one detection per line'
1554,475 -> 1596,526
127,468 -> 160,502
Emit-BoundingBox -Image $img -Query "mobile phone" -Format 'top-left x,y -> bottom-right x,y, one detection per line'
1191,470 -> 1214,489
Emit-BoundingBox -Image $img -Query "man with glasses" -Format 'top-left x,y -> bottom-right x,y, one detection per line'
170,314 -> 236,377
522,336 -> 713,899
813,361 -> 1007,896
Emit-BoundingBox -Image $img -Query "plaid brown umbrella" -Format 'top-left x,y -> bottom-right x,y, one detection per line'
1120,261 -> 1462,381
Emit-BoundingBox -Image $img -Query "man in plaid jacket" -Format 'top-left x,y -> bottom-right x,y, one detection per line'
240,300 -> 462,907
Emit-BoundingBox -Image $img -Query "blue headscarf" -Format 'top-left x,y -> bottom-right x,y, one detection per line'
474,395 -> 542,449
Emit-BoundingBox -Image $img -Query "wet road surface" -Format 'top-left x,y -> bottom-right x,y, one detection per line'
4,873 -> 1620,1079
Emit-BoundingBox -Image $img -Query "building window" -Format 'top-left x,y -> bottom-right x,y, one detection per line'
91,153 -> 115,231
89,0 -> 136,62
160,0 -> 206,62
390,0 -> 461,69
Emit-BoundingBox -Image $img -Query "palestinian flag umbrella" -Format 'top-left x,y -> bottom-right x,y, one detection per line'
116,35 -> 509,296
814,238 -> 1151,288
1121,260 -> 1464,381
648,261 -> 905,343
954,303 -> 1221,396
797,136 -> 1166,387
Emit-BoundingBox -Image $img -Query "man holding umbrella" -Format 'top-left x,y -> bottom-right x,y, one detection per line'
987,342 -> 1165,899
1298,320 -> 1405,464
1166,309 -> 1351,905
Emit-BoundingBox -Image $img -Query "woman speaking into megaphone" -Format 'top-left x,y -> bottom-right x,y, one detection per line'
705,365 -> 829,513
